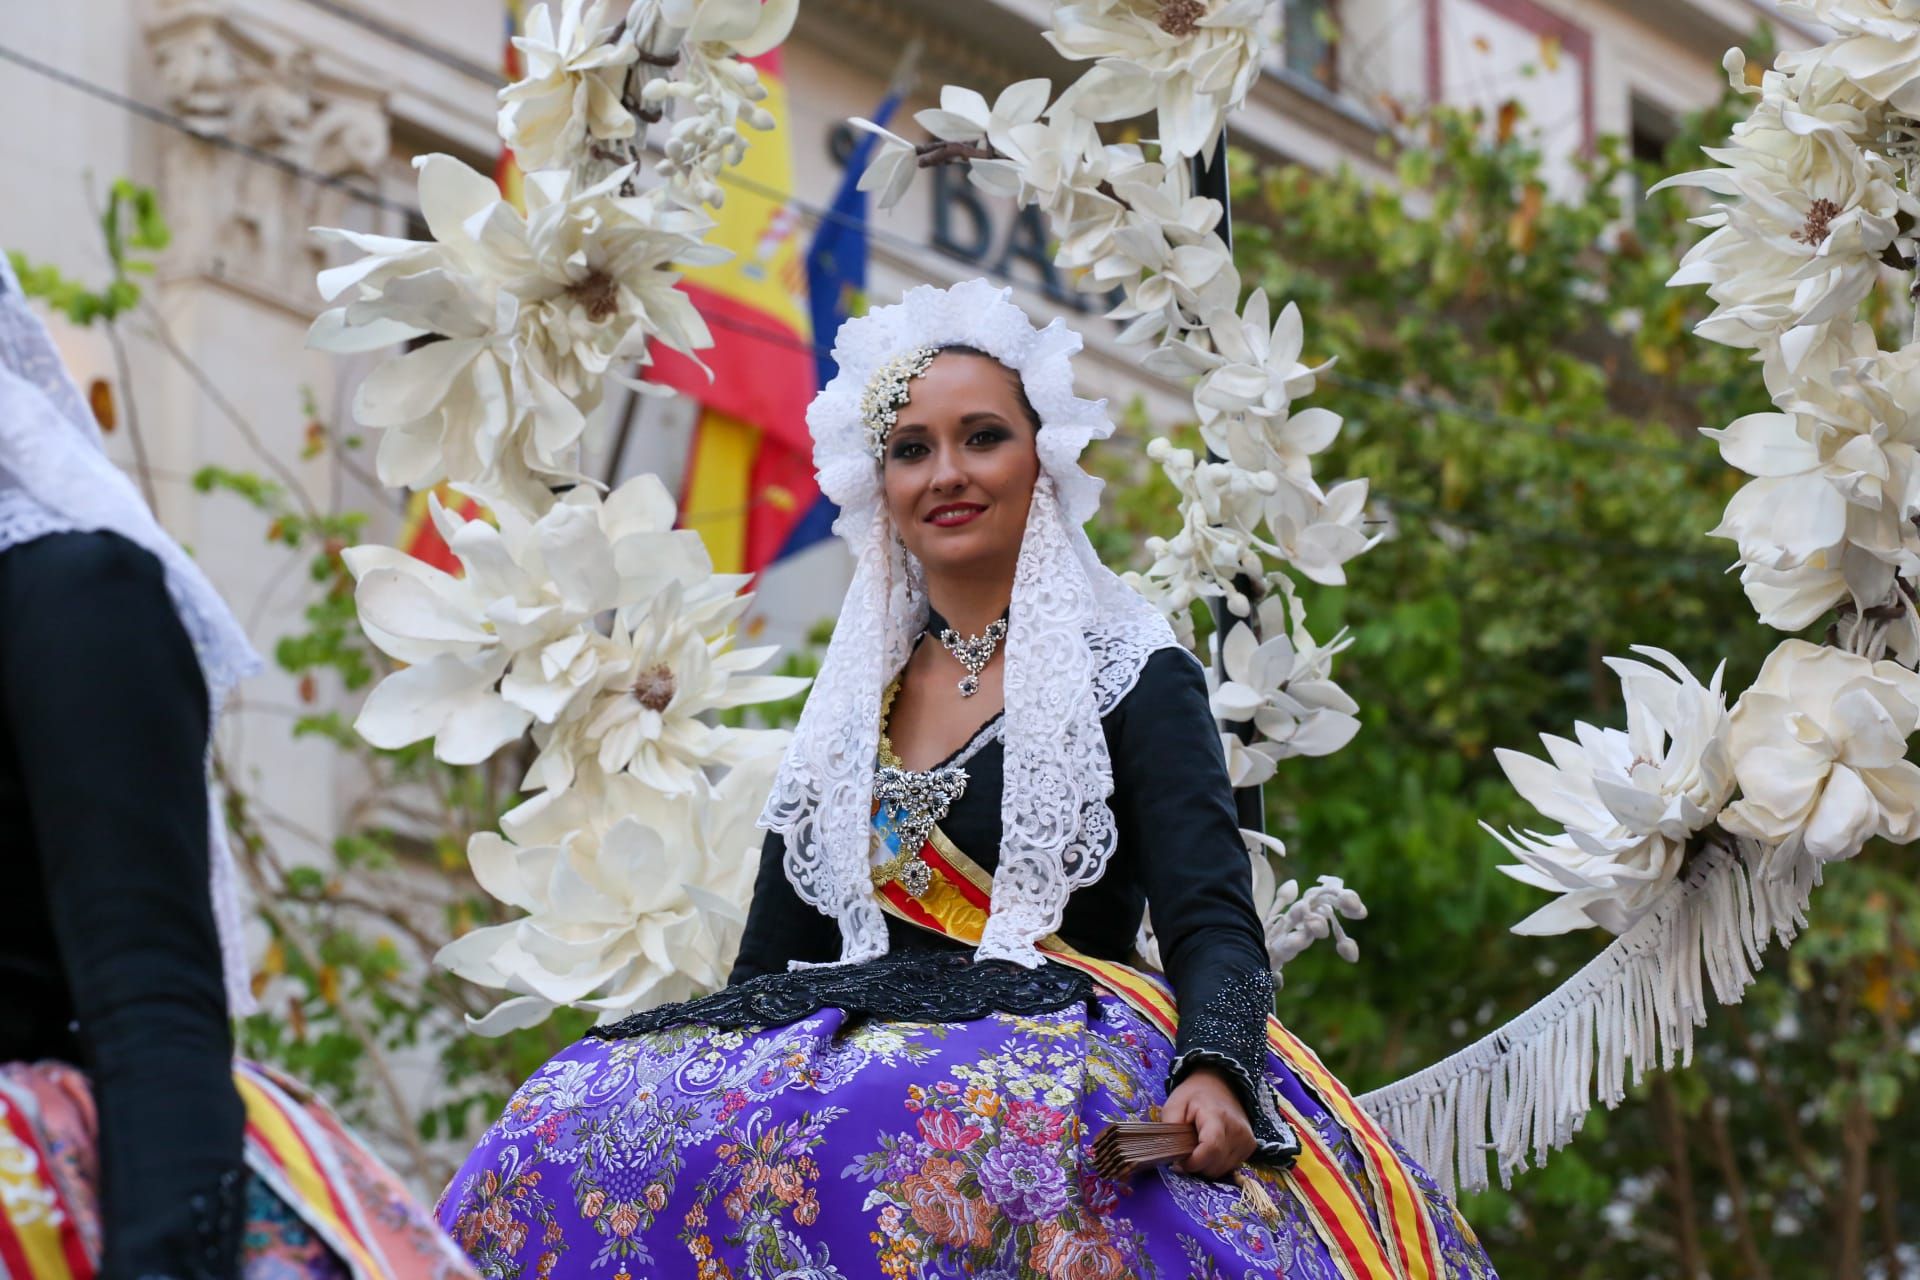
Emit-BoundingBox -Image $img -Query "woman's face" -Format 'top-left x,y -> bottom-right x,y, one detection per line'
882,352 -> 1040,580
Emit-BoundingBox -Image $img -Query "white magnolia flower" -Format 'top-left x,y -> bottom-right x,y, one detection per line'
498,0 -> 639,172
655,0 -> 800,53
523,578 -> 804,795
312,156 -> 717,499
1657,123 -> 1911,358
1706,333 -> 1920,617
513,167 -> 722,406
1779,0 -> 1920,113
438,758 -> 776,1033
1487,646 -> 1736,935
1721,638 -> 1920,863
1211,592 -> 1359,786
1048,0 -> 1268,159
344,476 -> 712,764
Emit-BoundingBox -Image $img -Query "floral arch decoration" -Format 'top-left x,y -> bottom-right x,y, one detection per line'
309,0 -> 1920,1193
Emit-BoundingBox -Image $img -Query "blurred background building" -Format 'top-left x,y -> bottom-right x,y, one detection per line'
0,0 -> 1806,890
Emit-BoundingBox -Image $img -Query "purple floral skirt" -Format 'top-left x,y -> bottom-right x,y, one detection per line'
438,994 -> 1495,1280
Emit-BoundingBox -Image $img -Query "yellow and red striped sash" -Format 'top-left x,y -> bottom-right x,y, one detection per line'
869,819 -> 1445,1280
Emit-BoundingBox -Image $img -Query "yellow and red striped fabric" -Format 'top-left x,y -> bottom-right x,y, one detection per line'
647,49 -> 816,577
0,1075 -> 91,1280
870,821 -> 1448,1280
0,1060 -> 473,1280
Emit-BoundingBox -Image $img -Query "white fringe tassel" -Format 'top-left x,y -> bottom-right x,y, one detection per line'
1355,840 -> 1820,1197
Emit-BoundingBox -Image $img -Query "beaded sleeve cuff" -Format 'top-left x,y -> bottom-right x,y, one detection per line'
1167,968 -> 1300,1165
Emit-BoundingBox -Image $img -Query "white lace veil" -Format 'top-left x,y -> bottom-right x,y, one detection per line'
761,279 -> 1180,968
0,254 -> 261,1015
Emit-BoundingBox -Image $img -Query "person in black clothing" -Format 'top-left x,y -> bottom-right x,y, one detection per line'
0,254 -> 474,1280
0,531 -> 249,1280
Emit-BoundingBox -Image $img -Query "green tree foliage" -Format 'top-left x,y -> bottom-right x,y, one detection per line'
1102,72 -> 1920,1275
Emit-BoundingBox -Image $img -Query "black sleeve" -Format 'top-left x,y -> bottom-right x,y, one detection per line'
728,828 -> 842,982
1112,647 -> 1299,1164
0,531 -> 247,1278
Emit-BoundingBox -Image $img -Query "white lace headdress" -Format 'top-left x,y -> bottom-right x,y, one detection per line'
0,254 -> 262,1015
761,278 -> 1179,968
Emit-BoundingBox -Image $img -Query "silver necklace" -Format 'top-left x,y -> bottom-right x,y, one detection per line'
937,616 -> 1008,698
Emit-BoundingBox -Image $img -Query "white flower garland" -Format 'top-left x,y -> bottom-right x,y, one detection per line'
308,2 -> 1920,1176
310,0 -> 804,1032
1365,0 -> 1920,1193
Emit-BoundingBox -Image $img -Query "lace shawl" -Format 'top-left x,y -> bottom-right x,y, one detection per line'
761,279 -> 1180,968
0,255 -> 262,1015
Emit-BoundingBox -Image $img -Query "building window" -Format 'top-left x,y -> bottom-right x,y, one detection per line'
1282,0 -> 1338,89
1629,95 -> 1677,169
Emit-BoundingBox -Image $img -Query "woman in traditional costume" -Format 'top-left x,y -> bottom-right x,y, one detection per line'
438,280 -> 1497,1280
0,256 -> 473,1280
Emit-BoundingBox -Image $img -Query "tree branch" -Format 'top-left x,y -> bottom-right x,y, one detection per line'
216,753 -> 438,1188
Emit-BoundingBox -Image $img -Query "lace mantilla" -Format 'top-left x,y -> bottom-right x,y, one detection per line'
0,257 -> 262,1016
587,950 -> 1097,1037
762,280 -> 1180,970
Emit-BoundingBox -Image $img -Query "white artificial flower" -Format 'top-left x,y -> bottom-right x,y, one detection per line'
850,118 -> 921,210
514,167 -> 722,410
312,157 -> 718,500
1658,122 -> 1911,360
1721,638 -> 1920,863
1261,475 -> 1381,587
343,476 -> 712,764
1135,436 -> 1273,620
1705,331 -> 1920,620
437,758 -> 777,1032
523,578 -> 804,796
1097,199 -> 1240,346
915,79 -> 1052,150
1048,0 -> 1268,159
656,0 -> 799,54
498,0 -> 639,172
633,0 -> 797,205
1486,646 -> 1736,935
1184,293 -> 1330,434
1259,872 -> 1367,974
1211,592 -> 1359,785
1778,0 -> 1920,113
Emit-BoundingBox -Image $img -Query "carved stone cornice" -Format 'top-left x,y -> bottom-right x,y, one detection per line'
143,0 -> 392,312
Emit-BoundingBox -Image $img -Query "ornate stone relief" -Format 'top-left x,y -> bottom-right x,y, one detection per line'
145,0 -> 392,311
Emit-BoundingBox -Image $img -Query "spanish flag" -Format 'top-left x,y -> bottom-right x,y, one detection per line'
647,49 -> 815,577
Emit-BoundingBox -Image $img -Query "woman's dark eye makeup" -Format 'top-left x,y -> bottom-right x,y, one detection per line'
887,421 -> 1009,461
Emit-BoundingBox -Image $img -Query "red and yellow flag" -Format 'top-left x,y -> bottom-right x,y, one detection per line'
647,49 -> 816,577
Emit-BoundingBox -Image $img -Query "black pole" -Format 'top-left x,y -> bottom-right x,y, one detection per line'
1189,132 -> 1266,839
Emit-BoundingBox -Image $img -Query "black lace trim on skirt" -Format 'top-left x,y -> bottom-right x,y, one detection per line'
589,950 -> 1097,1039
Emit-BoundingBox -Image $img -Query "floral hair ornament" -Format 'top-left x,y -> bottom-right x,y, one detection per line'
860,345 -> 938,459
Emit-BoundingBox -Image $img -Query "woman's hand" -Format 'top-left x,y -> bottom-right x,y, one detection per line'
1162,1066 -> 1256,1179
